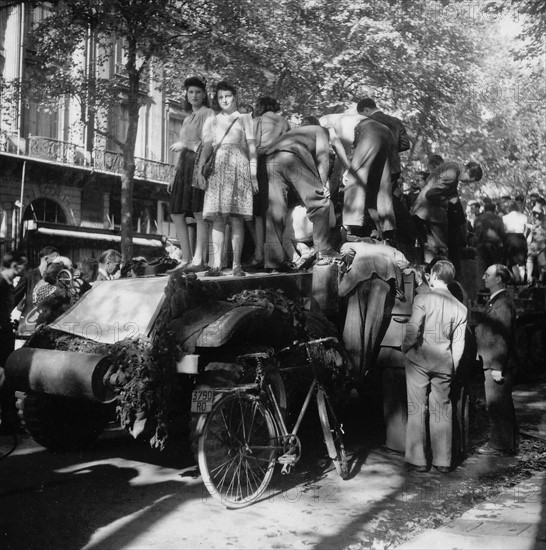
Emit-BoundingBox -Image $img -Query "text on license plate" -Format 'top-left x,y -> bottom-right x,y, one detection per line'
191,389 -> 214,413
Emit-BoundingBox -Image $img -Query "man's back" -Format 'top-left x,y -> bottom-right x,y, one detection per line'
255,112 -> 290,151
403,288 -> 467,373
352,118 -> 394,169
319,113 -> 364,154
266,125 -> 327,158
368,111 -> 410,174
503,210 -> 527,234
475,212 -> 505,245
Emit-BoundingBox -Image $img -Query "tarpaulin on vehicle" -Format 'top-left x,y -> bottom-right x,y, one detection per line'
49,276 -> 170,344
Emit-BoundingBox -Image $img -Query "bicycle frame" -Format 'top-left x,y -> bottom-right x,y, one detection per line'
196,337 -> 348,508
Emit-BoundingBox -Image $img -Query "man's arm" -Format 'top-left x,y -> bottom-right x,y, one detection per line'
451,316 -> 467,371
327,127 -> 351,171
402,296 -> 426,354
315,127 -> 331,186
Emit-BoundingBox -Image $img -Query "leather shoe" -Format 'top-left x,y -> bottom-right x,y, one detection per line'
182,263 -> 209,273
433,465 -> 451,473
406,462 -> 428,472
476,444 -> 516,456
294,253 -> 316,271
204,267 -> 223,277
243,257 -> 264,272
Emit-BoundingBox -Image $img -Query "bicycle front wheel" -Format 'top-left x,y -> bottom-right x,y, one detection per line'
316,389 -> 349,479
198,393 -> 278,508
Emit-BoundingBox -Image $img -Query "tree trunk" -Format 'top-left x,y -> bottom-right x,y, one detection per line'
120,41 -> 141,262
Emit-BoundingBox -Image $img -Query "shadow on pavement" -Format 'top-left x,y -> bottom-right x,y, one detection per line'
0,430 -> 199,550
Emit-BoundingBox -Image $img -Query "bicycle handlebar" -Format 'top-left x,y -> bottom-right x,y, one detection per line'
277,336 -> 338,355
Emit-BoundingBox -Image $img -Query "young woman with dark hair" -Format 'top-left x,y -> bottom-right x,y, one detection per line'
168,76 -> 214,272
197,81 -> 259,277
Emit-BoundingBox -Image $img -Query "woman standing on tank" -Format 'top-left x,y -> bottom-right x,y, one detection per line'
197,81 -> 258,277
168,76 -> 214,272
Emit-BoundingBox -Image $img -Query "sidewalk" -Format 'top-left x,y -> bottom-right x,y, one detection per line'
395,382 -> 546,550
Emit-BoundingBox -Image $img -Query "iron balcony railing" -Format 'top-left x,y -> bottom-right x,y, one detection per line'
94,149 -> 175,183
1,134 -> 175,184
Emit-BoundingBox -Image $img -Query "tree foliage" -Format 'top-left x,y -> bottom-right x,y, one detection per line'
8,0 -> 546,244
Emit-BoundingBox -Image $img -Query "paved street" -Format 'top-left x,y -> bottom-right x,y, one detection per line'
0,381 -> 545,550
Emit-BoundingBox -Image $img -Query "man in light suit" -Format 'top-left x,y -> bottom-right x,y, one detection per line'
339,238 -> 409,386
475,264 -> 518,455
403,260 -> 467,472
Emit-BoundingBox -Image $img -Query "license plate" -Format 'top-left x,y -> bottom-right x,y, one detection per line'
191,389 -> 214,413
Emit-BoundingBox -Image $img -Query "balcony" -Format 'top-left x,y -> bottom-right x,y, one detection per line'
0,133 -> 175,184
94,149 -> 175,183
29,136 -> 87,166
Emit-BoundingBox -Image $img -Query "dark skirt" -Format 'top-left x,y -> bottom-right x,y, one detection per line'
169,148 -> 204,215
504,232 -> 527,266
252,154 -> 269,218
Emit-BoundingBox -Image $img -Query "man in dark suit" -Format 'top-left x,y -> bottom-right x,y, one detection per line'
1,250 -> 27,433
474,201 -> 505,280
356,98 -> 410,184
402,260 -> 467,472
356,98 -> 415,254
13,245 -> 59,320
411,161 -> 482,263
342,117 -> 396,241
475,264 -> 518,455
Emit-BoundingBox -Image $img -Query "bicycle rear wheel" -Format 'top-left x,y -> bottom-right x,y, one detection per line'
198,393 -> 278,508
316,389 -> 349,479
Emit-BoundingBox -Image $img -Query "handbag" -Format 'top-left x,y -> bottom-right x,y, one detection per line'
201,117 -> 239,180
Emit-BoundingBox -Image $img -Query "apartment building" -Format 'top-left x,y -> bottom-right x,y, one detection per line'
0,3 -> 185,264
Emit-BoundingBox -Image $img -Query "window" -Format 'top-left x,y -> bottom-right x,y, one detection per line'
107,103 -> 129,153
26,100 -> 58,139
23,198 -> 67,224
111,38 -> 127,76
167,114 -> 184,165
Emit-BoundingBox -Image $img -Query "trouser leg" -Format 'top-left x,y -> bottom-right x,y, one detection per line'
484,368 -> 518,450
405,361 -> 430,466
342,290 -> 365,383
424,222 -> 448,262
361,279 -> 393,382
286,159 -> 331,256
429,371 -> 453,467
265,154 -> 289,268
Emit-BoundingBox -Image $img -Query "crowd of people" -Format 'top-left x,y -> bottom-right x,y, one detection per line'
165,76 -> 546,287
1,76 -> 544,472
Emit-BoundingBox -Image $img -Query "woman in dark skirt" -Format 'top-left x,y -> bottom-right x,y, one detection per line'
168,76 -> 214,271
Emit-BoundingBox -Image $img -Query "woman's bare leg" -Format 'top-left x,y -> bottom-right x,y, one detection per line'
231,217 -> 245,269
170,213 -> 191,263
210,218 -> 225,269
193,212 -> 208,266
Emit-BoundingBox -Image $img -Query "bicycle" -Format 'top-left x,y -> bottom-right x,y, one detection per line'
194,336 -> 349,508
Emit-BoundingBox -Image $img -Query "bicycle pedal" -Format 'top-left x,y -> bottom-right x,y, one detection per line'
278,453 -> 297,465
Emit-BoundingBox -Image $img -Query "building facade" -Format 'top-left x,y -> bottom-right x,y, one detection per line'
0,3 -> 185,264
